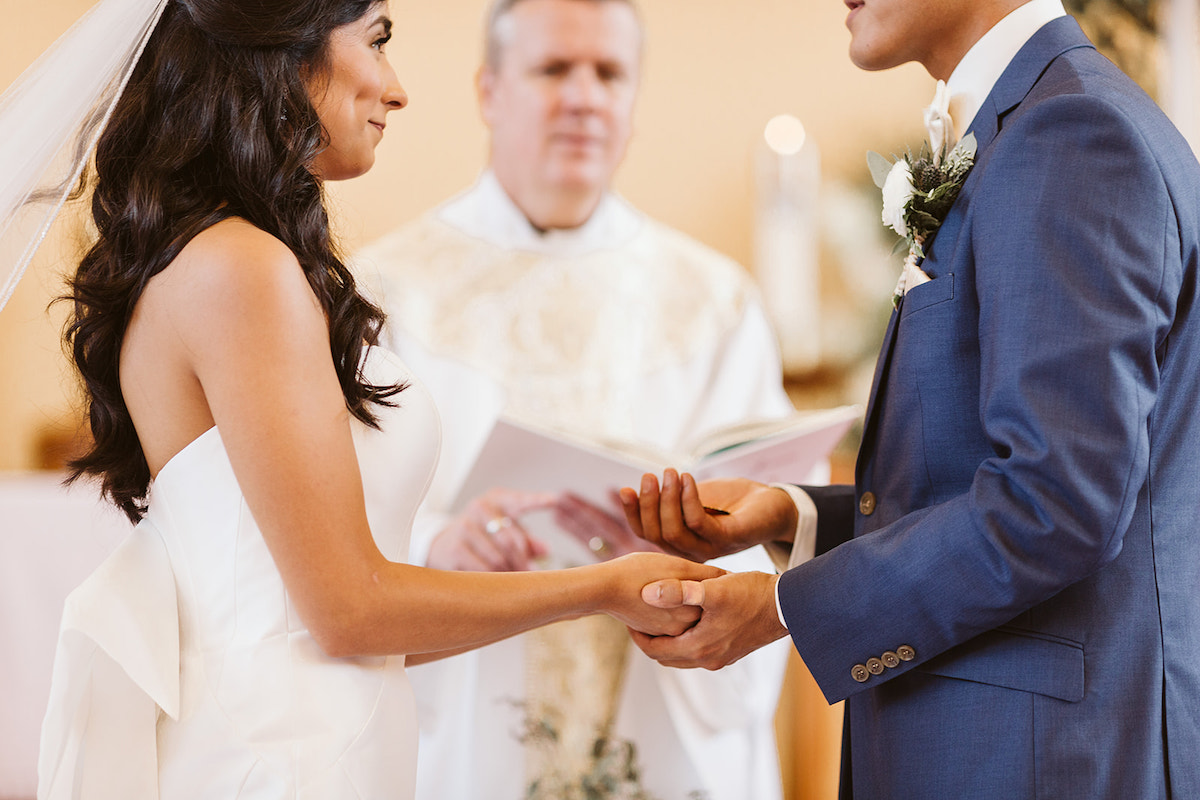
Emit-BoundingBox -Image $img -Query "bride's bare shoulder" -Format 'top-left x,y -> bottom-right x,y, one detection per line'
152,217 -> 323,330
176,217 -> 300,284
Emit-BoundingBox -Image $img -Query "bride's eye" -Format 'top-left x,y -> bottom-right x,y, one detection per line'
372,33 -> 392,52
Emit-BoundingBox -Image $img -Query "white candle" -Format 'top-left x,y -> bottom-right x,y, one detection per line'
754,114 -> 822,375
1162,0 -> 1200,154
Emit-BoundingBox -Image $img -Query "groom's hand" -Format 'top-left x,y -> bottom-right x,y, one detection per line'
631,571 -> 788,670
601,552 -> 725,636
619,469 -> 798,563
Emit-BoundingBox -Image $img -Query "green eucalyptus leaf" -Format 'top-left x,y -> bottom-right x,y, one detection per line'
956,132 -> 977,161
926,183 -> 956,202
909,208 -> 940,227
867,150 -> 895,189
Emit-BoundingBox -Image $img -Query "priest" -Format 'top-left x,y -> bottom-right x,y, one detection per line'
355,1 -> 800,798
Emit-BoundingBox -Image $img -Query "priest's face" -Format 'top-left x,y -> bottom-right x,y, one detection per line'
479,0 -> 640,216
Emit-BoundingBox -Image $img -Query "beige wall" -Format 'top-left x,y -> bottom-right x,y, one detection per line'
0,0 -> 930,469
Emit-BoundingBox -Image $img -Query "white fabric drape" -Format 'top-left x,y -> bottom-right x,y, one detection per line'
0,0 -> 168,313
355,172 -> 799,800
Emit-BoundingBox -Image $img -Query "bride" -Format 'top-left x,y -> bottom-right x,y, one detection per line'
11,0 -> 728,797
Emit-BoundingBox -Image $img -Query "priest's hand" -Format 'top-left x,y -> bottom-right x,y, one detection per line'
427,488 -> 556,572
630,571 -> 788,668
554,490 -> 661,561
619,469 -> 798,563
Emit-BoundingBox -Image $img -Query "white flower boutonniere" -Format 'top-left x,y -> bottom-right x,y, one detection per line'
868,131 -> 977,306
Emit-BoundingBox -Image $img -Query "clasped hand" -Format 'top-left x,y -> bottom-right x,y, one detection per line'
436,474 -> 800,662
615,468 -> 799,668
602,551 -> 725,636
431,486 -> 718,638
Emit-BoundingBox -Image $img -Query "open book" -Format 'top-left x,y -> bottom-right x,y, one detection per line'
448,406 -> 860,565
452,405 -> 861,509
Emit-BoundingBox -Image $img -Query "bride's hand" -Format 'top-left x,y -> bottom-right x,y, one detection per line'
597,552 -> 725,636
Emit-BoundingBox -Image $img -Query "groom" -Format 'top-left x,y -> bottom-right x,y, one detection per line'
622,0 -> 1200,796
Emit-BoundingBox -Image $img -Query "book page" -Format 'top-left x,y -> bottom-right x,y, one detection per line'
449,418 -> 663,513
450,405 -> 861,512
691,405 -> 860,485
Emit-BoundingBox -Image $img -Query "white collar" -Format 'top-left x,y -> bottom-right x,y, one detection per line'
946,0 -> 1067,137
436,170 -> 644,256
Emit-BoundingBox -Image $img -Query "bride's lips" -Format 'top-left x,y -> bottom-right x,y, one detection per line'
845,0 -> 864,23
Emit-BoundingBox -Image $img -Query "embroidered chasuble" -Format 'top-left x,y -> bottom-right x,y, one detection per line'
354,172 -> 796,800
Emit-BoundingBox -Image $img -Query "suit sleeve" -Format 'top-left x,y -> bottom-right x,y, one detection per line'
802,483 -> 857,557
777,92 -> 1178,704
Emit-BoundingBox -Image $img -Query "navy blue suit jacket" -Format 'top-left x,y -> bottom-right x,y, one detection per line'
780,17 -> 1200,798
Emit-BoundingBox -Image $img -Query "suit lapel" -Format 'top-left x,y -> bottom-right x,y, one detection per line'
854,16 -> 1096,489
967,16 -> 1095,151
855,308 -> 901,488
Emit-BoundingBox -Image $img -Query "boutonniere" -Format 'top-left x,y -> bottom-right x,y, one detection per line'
868,131 -> 976,307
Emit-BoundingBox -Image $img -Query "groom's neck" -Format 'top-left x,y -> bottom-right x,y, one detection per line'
921,1 -> 1032,81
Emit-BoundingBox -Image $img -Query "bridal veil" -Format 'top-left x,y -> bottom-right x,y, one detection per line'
0,0 -> 169,313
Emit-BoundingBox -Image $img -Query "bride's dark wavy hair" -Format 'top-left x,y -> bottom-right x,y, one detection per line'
65,0 -> 401,522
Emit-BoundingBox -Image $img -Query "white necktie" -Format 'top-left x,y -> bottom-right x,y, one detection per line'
924,80 -> 957,159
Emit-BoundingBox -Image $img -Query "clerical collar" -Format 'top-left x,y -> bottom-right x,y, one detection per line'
437,169 -> 643,256
946,0 -> 1067,138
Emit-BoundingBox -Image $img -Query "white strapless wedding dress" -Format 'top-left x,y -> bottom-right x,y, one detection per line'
37,348 -> 440,800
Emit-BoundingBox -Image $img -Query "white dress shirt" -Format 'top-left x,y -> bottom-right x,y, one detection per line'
947,0 -> 1068,137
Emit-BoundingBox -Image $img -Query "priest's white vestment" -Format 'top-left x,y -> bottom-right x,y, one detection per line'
355,172 -> 798,800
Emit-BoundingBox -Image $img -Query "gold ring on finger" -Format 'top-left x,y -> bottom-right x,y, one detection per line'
485,516 -> 514,535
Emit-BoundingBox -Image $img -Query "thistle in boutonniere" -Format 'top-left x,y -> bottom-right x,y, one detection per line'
868,130 -> 976,307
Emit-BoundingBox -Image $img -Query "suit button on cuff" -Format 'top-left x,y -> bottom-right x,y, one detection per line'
881,651 -> 900,669
897,644 -> 916,662
851,664 -> 870,683
858,492 -> 877,516
866,657 -> 885,675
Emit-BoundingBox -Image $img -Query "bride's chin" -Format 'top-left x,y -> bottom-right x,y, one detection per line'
309,151 -> 376,182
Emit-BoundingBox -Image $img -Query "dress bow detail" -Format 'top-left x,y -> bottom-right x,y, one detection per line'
38,521 -> 181,800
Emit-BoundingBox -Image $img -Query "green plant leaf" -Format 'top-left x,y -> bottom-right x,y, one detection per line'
867,150 -> 895,189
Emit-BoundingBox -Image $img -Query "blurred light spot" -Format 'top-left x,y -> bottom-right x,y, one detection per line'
764,114 -> 806,155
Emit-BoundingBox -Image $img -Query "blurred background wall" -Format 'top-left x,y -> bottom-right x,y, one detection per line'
0,2 -> 1196,800
0,0 -> 939,469
4,0 -> 1192,472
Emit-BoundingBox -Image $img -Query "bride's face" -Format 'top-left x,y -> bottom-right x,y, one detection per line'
307,2 -> 408,181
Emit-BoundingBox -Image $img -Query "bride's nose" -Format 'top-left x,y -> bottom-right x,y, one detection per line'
382,62 -> 407,111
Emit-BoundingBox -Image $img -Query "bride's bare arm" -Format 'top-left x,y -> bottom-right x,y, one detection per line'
137,220 -> 720,658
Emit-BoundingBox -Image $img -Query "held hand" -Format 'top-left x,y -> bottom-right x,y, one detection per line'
554,490 -> 660,562
598,552 -> 726,636
426,488 -> 556,572
618,469 -> 798,563
631,571 -> 788,669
